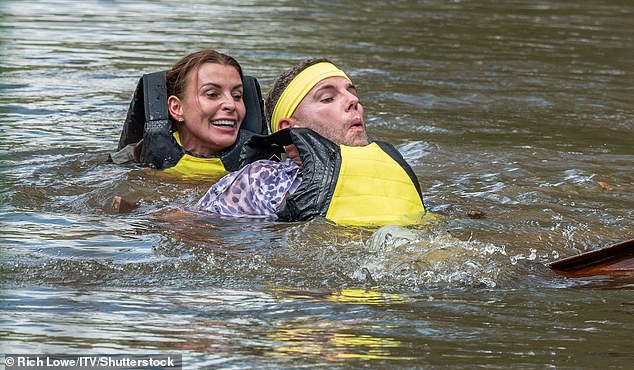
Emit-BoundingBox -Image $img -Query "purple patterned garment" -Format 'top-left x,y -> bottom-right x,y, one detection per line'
195,159 -> 302,218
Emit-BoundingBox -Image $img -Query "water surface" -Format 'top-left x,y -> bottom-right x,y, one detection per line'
1,0 -> 633,368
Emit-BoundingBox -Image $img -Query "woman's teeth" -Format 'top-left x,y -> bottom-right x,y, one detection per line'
210,120 -> 236,127
211,120 -> 236,127
210,120 -> 235,127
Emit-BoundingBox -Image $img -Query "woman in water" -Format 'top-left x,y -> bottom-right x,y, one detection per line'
114,49 -> 264,179
110,50 -> 257,212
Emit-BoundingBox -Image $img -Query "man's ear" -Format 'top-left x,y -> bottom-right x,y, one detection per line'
167,96 -> 183,121
278,117 -> 301,130
277,118 -> 292,131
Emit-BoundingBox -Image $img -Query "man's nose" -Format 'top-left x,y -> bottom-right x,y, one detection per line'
345,92 -> 359,111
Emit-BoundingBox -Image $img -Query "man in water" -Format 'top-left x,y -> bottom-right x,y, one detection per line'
196,58 -> 428,226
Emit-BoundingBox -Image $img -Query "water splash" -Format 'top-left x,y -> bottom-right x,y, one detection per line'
359,226 -> 514,289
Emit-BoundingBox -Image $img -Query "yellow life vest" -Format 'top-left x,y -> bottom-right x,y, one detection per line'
161,131 -> 229,179
325,143 -> 425,226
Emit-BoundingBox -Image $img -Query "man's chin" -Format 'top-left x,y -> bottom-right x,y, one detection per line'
320,130 -> 368,146
345,132 -> 369,147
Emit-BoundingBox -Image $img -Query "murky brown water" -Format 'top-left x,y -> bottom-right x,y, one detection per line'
1,0 -> 633,368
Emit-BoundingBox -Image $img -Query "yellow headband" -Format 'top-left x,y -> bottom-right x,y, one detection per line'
270,62 -> 350,133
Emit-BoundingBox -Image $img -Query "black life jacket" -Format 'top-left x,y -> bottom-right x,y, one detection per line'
112,71 -> 267,175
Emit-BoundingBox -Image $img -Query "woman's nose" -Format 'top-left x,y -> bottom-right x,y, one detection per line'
220,94 -> 236,111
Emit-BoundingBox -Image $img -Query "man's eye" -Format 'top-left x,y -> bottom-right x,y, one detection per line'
320,97 -> 334,103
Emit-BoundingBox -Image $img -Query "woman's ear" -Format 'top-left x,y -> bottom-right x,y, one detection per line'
167,95 -> 183,121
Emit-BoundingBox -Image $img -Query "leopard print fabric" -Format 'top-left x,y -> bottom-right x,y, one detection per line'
196,159 -> 302,218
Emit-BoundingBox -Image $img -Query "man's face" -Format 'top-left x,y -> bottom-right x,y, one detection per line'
290,76 -> 369,146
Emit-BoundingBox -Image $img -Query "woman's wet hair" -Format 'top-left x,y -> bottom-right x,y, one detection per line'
264,57 -> 331,127
166,49 -> 243,100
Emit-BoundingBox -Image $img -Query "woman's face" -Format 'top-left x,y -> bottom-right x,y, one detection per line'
168,63 -> 245,156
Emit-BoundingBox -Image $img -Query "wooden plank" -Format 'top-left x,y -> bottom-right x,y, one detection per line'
546,238 -> 634,277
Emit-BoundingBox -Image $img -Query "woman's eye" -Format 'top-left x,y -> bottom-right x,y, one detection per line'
232,93 -> 243,100
206,91 -> 219,98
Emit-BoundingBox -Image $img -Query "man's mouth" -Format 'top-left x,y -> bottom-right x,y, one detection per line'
349,118 -> 364,130
210,120 -> 236,128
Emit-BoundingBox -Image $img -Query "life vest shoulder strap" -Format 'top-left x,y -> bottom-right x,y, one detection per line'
139,72 -> 180,169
